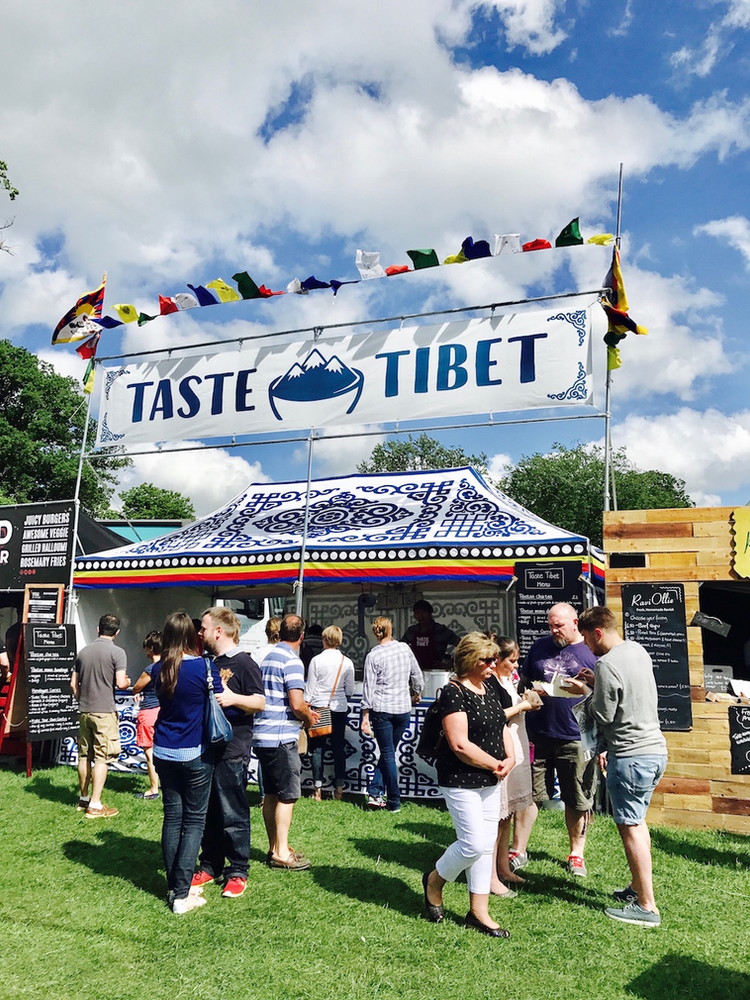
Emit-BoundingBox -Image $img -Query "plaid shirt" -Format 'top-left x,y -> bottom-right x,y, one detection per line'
361,640 -> 423,714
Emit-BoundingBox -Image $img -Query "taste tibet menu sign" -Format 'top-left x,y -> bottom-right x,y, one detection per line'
24,624 -> 78,741
621,583 -> 692,731
514,561 -> 583,657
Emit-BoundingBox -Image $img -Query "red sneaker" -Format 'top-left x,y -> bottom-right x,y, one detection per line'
567,854 -> 587,877
222,877 -> 247,898
190,870 -> 215,893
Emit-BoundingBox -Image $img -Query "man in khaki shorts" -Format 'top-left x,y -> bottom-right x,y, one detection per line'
71,614 -> 130,818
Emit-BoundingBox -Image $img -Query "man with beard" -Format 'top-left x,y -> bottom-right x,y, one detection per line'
190,607 -> 265,900
516,603 -> 598,877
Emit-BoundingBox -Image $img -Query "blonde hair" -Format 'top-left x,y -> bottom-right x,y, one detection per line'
453,632 -> 500,678
372,616 -> 393,641
322,625 -> 343,649
202,606 -> 241,643
265,617 -> 281,643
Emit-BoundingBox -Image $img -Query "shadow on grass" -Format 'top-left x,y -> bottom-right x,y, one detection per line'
349,834 -> 443,873
63,829 -> 164,899
398,820 -> 453,850
25,774 -> 76,806
651,828 -> 750,869
627,954 -> 750,999
312,863 -> 435,922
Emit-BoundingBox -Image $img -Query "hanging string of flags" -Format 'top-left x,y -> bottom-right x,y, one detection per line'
50,216 -> 645,393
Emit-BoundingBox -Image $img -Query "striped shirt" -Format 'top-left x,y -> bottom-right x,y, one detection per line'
361,640 -> 424,715
252,642 -> 305,748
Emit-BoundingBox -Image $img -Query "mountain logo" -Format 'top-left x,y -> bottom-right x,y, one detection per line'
268,349 -> 364,421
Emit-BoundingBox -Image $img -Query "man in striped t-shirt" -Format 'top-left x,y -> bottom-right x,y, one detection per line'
252,614 -> 319,871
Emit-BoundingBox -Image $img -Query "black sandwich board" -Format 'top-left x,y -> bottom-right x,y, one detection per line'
514,560 -> 583,657
621,583 -> 692,731
728,705 -> 750,776
24,624 -> 78,741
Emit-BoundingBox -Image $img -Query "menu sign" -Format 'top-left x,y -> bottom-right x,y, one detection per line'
23,584 -> 64,624
514,561 -> 583,657
729,706 -> 750,775
621,583 -> 692,731
24,624 -> 78,741
0,501 -> 76,590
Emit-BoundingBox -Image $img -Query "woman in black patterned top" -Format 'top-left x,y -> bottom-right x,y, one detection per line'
422,633 -> 515,938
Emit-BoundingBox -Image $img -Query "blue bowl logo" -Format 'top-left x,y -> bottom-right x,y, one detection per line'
268,349 -> 364,421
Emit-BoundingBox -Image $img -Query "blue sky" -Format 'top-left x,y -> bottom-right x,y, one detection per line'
2,0 -> 750,516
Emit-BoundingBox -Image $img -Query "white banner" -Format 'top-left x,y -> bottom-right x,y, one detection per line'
95,308 -> 593,447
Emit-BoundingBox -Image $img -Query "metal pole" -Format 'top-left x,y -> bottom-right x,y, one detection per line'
66,386 -> 95,623
603,163 -> 624,516
294,429 -> 316,618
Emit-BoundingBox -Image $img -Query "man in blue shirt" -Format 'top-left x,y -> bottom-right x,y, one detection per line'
518,603 -> 598,877
252,614 -> 319,871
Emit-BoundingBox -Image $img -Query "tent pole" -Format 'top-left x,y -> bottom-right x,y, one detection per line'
66,387 -> 94,624
295,429 -> 316,618
603,163 -> 624,516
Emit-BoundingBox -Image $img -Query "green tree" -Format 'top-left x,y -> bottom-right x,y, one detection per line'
499,442 -> 693,546
119,483 -> 195,520
0,341 -> 129,514
357,433 -> 488,475
0,160 -> 18,202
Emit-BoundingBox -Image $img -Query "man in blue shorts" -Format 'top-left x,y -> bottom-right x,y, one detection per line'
252,614 -> 319,871
571,606 -> 668,927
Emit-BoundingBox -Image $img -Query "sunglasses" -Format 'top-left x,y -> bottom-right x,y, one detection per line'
477,657 -> 497,664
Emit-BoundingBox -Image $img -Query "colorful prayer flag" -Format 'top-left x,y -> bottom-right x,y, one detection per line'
330,279 -> 359,296
92,315 -> 123,329
187,283 -> 219,306
494,234 -> 521,255
232,271 -> 263,299
587,233 -> 614,246
406,249 -> 439,269
207,278 -> 241,303
287,278 -> 309,295
75,333 -> 100,360
301,275 -> 332,291
599,247 -> 648,366
522,239 -> 551,252
82,360 -> 96,394
159,295 -> 178,315
443,248 -> 467,265
461,237 -> 492,260
355,250 -> 386,279
555,218 -> 583,247
137,312 -> 157,326
257,284 -> 284,297
175,292 -> 199,310
112,303 -> 139,323
52,274 -> 107,344
385,264 -> 410,276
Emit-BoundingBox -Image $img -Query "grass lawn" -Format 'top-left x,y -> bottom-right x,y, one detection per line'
1,761 -> 749,1000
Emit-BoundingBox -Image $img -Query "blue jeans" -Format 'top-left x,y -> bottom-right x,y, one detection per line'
155,754 -> 214,901
369,711 -> 410,810
198,756 -> 251,880
310,710 -> 348,787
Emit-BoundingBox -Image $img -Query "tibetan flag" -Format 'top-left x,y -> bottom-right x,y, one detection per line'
355,250 -> 386,279
301,275 -> 332,291
407,248 -> 439,269
494,234 -> 521,255
187,283 -> 219,306
461,237 -> 492,260
52,274 -> 107,344
82,360 -> 96,394
587,233 -> 614,246
522,239 -> 551,252
232,271 -> 262,299
175,292 -> 199,310
112,303 -> 139,324
159,295 -> 178,315
207,278 -> 241,303
555,218 -> 584,247
385,264 -> 410,276
75,333 -> 100,361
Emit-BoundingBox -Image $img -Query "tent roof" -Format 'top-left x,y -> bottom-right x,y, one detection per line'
74,467 -> 594,592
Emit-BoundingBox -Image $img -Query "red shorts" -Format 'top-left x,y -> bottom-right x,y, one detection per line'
136,706 -> 159,749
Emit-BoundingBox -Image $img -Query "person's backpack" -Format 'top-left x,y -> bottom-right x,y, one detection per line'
416,680 -> 461,764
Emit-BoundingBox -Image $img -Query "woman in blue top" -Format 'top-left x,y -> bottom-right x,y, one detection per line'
153,611 -> 223,915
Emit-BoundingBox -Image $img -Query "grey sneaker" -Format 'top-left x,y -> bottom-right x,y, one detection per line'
613,886 -> 638,904
508,851 -> 529,872
605,902 -> 661,927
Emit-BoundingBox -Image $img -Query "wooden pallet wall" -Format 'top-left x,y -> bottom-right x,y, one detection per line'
603,507 -> 750,834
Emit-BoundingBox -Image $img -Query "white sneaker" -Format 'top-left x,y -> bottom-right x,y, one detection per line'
172,895 -> 207,915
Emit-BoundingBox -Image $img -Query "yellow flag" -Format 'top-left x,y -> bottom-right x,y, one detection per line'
587,233 -> 614,246
607,345 -> 621,371
112,303 -> 139,323
207,278 -> 241,303
443,250 -> 467,265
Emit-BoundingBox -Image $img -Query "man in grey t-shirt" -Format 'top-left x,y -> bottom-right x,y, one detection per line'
571,607 -> 668,928
71,614 -> 130,819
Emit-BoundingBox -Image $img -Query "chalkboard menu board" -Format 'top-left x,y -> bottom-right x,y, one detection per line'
621,583 -> 692,731
0,501 -> 76,590
515,561 -> 583,657
24,624 -> 78,741
729,705 -> 750,775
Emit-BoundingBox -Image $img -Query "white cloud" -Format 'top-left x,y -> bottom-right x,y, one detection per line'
114,442 -> 271,517
694,214 -> 750,268
670,0 -> 750,79
487,451 -> 513,480
476,0 -> 569,55
293,425 -> 388,477
614,407 -> 750,503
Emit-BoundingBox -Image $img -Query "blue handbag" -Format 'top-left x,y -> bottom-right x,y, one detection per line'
203,656 -> 233,745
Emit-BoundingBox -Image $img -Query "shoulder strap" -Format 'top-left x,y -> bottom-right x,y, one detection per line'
328,654 -> 345,706
204,656 -> 214,691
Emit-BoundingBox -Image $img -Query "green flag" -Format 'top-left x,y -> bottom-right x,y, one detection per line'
406,248 -> 439,270
555,218 -> 584,247
232,271 -> 262,299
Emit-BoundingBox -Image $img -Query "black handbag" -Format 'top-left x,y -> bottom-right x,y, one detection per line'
203,656 -> 233,745
416,680 -> 461,763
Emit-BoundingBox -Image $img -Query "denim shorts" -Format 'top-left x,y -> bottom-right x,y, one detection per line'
607,754 -> 667,826
255,742 -> 302,801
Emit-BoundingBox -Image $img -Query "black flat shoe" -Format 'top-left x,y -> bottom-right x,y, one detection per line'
465,910 -> 510,938
422,871 -> 444,923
